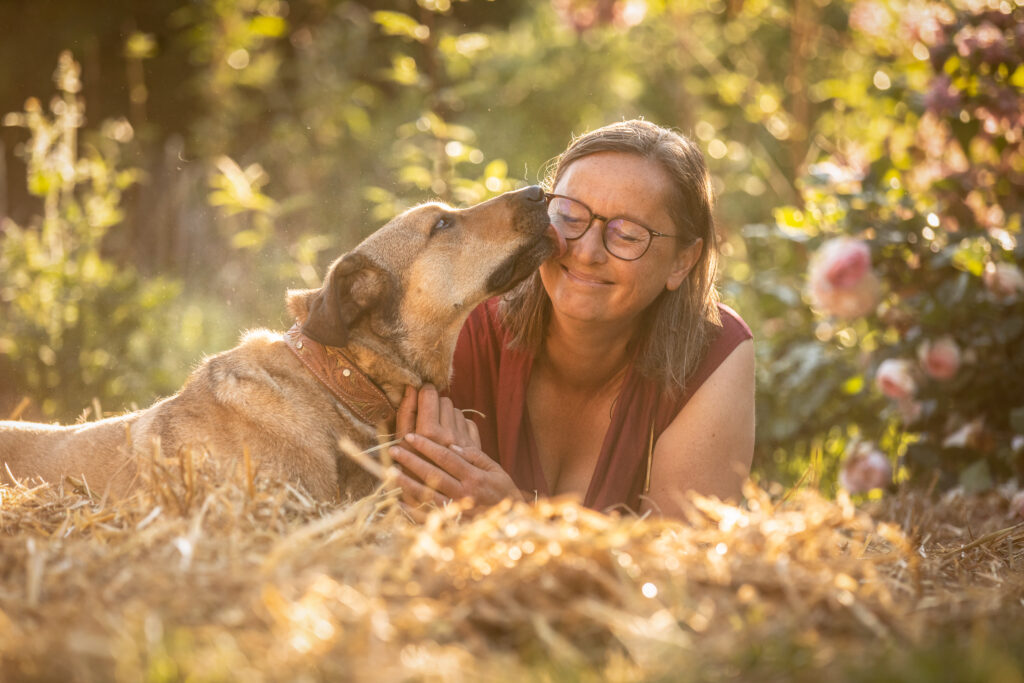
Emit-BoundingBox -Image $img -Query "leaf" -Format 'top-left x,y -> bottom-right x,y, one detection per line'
28,170 -> 56,197
249,15 -> 287,38
484,159 -> 507,180
372,11 -> 428,41
1011,65 -> 1024,89
958,459 -> 992,495
841,375 -> 865,395
124,31 -> 157,60
950,239 -> 988,277
231,230 -> 267,250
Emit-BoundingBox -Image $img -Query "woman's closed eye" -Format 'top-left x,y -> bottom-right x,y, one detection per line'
609,222 -> 645,243
555,212 -> 584,225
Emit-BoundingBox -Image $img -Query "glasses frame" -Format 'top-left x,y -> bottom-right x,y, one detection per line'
544,192 -> 680,261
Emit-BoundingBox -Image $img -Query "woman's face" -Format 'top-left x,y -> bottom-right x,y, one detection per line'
540,151 -> 702,328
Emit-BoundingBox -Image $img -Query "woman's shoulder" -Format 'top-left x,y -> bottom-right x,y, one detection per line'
714,302 -> 753,348
673,303 -> 752,403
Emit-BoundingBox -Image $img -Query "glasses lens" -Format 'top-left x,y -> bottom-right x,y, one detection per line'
605,219 -> 651,260
548,196 -> 591,238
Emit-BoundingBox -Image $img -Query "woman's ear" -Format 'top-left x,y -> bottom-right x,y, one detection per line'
665,238 -> 703,291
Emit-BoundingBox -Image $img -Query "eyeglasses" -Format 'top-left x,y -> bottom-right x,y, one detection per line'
545,193 -> 680,261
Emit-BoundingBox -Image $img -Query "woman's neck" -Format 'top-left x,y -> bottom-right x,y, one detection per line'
538,312 -> 637,392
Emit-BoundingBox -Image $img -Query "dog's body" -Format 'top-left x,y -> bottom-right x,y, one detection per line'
0,186 -> 555,501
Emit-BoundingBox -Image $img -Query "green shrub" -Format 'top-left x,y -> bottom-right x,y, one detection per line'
1,53 -> 188,420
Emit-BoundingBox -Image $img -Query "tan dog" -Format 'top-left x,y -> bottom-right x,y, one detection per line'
0,186 -> 556,501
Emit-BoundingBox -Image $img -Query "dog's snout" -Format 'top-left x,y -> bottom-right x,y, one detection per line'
520,185 -> 546,204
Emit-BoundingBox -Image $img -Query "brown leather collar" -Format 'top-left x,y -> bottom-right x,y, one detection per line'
284,323 -> 397,428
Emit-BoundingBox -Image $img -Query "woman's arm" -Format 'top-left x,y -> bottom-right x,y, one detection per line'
640,339 -> 755,518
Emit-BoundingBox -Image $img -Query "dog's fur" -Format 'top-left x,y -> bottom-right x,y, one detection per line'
0,186 -> 553,501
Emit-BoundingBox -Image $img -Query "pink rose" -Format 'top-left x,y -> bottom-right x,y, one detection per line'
875,358 -> 917,400
983,262 -> 1024,303
839,442 -> 892,494
808,238 -> 880,319
823,239 -> 870,288
917,336 -> 961,381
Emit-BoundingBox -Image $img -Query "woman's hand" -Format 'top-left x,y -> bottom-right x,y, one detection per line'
392,384 -> 523,513
395,384 -> 479,450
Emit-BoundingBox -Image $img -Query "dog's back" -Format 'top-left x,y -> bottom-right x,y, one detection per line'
0,413 -> 142,493
0,330 -> 369,500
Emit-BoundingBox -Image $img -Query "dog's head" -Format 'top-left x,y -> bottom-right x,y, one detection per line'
287,185 -> 555,386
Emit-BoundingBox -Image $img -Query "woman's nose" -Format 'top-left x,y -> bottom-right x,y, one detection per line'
569,218 -> 608,264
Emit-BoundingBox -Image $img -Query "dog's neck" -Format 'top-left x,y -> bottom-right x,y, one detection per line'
341,333 -> 432,403
284,325 -> 404,429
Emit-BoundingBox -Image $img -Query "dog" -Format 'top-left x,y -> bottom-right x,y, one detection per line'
0,185 -> 557,502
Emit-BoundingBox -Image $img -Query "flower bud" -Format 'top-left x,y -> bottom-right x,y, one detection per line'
875,358 -> 917,400
917,336 -> 961,381
839,442 -> 892,494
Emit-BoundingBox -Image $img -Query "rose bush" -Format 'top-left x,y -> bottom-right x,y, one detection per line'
748,0 -> 1023,493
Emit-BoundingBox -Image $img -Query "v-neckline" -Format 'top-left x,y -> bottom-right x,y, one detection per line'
520,355 -> 637,508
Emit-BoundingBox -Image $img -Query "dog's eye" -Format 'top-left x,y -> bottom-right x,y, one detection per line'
431,214 -> 455,235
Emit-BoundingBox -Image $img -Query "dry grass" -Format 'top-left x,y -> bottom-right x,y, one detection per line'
1,450 -> 1022,682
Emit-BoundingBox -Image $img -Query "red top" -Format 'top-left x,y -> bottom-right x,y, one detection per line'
448,298 -> 753,514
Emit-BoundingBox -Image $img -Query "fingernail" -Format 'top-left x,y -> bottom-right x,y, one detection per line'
450,444 -> 464,453
404,433 -> 418,444
389,446 -> 402,457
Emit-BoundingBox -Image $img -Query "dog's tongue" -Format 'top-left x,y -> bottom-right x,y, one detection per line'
545,223 -> 568,259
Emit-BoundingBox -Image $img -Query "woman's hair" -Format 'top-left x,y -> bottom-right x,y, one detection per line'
499,119 -> 721,396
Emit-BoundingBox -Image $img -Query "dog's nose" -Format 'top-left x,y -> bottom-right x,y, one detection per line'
521,185 -> 546,204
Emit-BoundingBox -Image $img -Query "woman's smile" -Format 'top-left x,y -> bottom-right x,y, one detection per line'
561,263 -> 613,286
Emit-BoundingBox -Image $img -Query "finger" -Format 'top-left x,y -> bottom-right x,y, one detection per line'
393,469 -> 447,507
404,433 -> 473,481
438,396 -> 457,444
390,444 -> 461,497
444,398 -> 474,447
415,383 -> 441,436
450,444 -> 497,471
463,415 -> 481,448
396,385 -> 418,438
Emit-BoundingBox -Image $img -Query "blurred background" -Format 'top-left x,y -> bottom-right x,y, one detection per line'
1,0 -> 1021,493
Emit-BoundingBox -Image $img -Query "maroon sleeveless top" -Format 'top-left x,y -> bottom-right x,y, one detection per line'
448,298 -> 752,514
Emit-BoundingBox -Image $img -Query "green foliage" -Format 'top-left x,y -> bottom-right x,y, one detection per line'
1,53 -> 203,420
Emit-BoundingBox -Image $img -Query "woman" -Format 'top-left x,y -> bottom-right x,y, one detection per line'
389,119 -> 754,519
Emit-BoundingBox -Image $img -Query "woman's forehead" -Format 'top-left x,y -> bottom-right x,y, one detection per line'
556,152 -> 675,224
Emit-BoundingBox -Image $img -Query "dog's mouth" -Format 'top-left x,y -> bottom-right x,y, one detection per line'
485,208 -> 557,293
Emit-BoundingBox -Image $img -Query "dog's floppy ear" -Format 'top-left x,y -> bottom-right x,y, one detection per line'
297,252 -> 390,348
